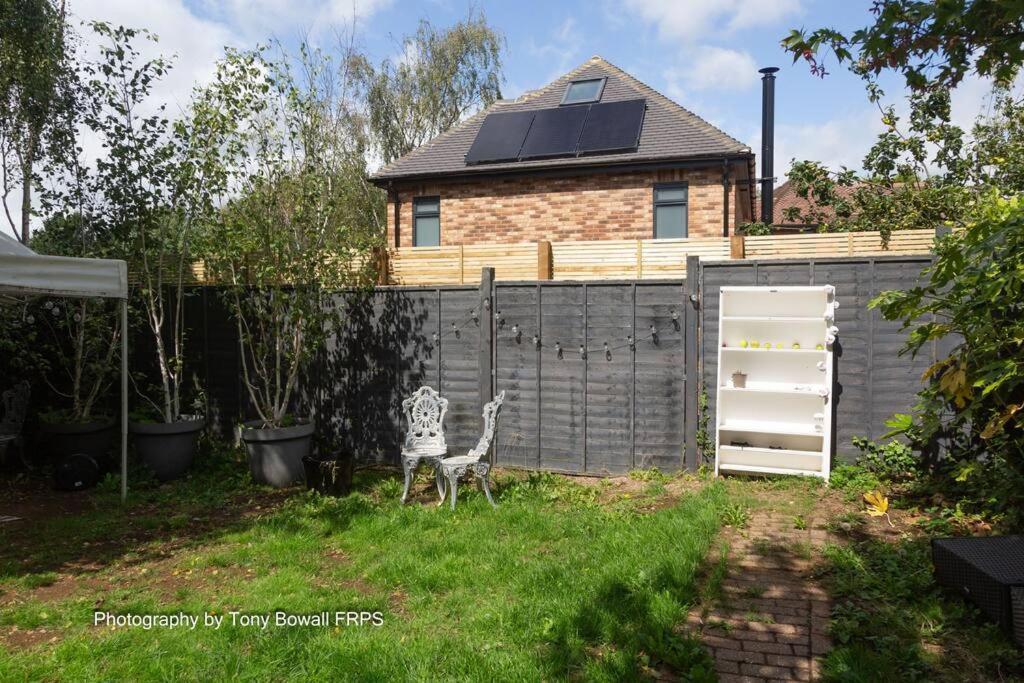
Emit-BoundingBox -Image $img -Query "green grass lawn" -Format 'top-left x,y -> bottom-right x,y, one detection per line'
0,453 -> 725,681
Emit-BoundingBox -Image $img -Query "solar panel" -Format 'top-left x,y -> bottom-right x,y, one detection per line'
577,99 -> 646,155
519,105 -> 590,159
464,110 -> 535,164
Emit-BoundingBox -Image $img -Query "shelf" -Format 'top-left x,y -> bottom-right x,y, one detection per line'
719,444 -> 823,459
718,420 -> 824,437
721,316 -> 825,322
718,463 -> 826,477
720,347 -> 825,355
720,385 -> 827,396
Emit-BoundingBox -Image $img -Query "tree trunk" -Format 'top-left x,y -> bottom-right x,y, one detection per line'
19,155 -> 32,244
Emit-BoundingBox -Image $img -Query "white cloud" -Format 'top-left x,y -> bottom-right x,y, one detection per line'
622,0 -> 802,41
671,47 -> 759,92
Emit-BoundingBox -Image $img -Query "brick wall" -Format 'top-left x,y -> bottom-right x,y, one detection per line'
386,165 -> 753,248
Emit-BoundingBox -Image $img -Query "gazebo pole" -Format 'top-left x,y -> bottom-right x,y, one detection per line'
121,298 -> 128,503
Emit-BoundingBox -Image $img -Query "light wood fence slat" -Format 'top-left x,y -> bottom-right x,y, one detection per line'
128,229 -> 940,286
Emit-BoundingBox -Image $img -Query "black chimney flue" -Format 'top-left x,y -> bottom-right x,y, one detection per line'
759,66 -> 779,225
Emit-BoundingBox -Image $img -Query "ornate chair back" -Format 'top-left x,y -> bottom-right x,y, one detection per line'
467,391 -> 505,463
0,381 -> 30,436
401,386 -> 448,454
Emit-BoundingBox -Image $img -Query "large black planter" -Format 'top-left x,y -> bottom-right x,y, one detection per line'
240,420 -> 313,488
40,419 -> 116,469
303,456 -> 352,497
130,418 -> 205,482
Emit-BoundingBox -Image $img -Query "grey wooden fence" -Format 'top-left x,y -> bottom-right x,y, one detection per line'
696,255 -> 940,463
492,280 -> 688,474
168,255 -> 941,475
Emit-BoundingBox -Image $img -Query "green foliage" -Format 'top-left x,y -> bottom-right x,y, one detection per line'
829,464 -> 883,501
199,45 -> 381,428
819,537 -> 1023,681
782,88 -> 973,241
782,1 -> 1024,93
350,12 -> 504,165
722,503 -> 750,528
25,214 -> 122,420
870,194 -> 1024,504
738,221 -> 772,236
695,386 -> 714,464
0,0 -> 75,242
851,436 -> 921,482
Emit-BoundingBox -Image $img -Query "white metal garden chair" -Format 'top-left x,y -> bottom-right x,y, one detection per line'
439,391 -> 505,510
400,386 -> 448,504
0,381 -> 30,464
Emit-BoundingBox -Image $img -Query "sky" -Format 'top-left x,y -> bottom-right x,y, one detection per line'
22,0 -> 1012,212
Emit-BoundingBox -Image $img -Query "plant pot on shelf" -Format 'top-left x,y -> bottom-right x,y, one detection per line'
40,418 -> 116,468
731,372 -> 747,389
302,456 -> 352,496
240,420 -> 313,488
129,417 -> 205,482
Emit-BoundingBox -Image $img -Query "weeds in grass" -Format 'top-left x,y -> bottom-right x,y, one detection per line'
20,572 -> 58,589
740,584 -> 766,599
628,467 -> 668,483
722,503 -> 750,528
819,538 -> 1024,681
829,464 -> 884,501
793,515 -> 808,530
825,512 -> 867,536
696,541 -> 730,618
744,611 -> 775,624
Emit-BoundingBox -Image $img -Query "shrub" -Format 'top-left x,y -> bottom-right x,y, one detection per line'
852,436 -> 921,482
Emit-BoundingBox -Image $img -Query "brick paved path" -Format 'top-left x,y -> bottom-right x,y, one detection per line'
687,511 -> 833,682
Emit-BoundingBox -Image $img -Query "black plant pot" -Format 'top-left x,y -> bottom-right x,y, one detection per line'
240,420 -> 313,488
40,419 -> 116,470
130,417 -> 205,482
302,456 -> 352,497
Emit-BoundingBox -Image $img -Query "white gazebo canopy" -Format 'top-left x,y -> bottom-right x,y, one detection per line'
0,231 -> 130,500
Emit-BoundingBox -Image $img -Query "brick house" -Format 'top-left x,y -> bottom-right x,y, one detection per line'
371,56 -> 757,249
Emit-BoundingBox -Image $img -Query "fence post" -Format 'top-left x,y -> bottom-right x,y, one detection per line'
730,235 -> 745,260
478,267 -> 495,434
375,247 -> 390,285
537,240 -> 552,280
684,255 -> 700,471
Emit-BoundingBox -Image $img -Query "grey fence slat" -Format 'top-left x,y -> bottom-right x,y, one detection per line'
538,284 -> 585,473
439,288 -> 482,456
494,285 -> 541,468
583,284 -> 634,474
635,283 -> 686,471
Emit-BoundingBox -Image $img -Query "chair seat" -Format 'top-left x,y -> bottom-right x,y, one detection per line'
441,455 -> 480,467
402,446 -> 446,458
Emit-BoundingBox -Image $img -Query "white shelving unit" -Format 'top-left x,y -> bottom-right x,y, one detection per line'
714,285 -> 837,480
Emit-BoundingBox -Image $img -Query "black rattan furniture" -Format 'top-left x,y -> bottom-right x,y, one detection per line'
932,536 -> 1024,646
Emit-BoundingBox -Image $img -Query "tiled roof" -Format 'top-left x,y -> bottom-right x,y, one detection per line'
773,179 -> 875,226
371,56 -> 752,182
